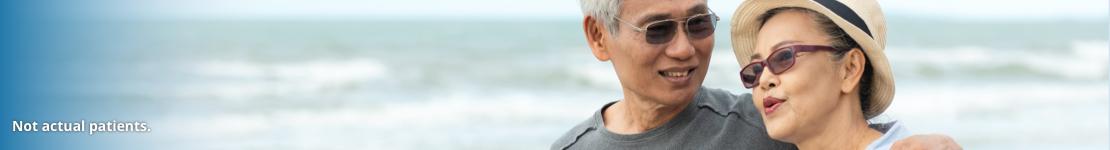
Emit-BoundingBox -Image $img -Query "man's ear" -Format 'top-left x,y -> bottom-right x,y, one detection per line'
840,48 -> 866,93
583,16 -> 611,61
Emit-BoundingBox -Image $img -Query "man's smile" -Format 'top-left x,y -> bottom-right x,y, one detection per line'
658,66 -> 696,85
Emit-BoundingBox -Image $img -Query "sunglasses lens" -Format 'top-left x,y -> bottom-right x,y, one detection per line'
644,21 -> 677,44
768,48 -> 795,73
685,15 -> 715,39
740,63 -> 763,87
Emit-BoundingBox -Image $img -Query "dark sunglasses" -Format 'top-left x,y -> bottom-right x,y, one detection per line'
615,10 -> 719,44
740,45 -> 845,88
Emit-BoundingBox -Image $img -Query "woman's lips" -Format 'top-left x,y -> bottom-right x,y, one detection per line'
763,96 -> 785,114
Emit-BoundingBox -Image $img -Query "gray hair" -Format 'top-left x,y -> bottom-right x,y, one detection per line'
579,0 -> 622,36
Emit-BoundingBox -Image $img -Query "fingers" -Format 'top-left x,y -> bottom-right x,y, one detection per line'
891,134 -> 962,150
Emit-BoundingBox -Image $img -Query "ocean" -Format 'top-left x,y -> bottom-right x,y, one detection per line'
17,17 -> 1107,149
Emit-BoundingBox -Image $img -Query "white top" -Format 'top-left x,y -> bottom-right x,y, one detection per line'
865,122 -> 911,150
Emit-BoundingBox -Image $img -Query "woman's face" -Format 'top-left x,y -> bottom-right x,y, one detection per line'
750,11 -> 847,142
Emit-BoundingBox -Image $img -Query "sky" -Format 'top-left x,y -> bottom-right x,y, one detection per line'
97,0 -> 1109,21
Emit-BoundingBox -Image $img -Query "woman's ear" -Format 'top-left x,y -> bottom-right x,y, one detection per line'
840,48 -> 867,93
583,16 -> 612,61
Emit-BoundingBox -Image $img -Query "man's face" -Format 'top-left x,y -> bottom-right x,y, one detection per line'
605,0 -> 714,105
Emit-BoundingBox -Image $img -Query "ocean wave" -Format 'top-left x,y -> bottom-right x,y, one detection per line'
154,90 -> 603,149
183,59 -> 387,102
886,40 -> 1108,80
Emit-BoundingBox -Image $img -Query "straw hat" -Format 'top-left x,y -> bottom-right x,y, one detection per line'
730,0 -> 893,119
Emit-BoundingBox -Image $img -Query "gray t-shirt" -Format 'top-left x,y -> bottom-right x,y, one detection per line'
550,87 -> 797,150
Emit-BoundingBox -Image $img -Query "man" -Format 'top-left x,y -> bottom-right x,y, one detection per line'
551,0 -> 961,149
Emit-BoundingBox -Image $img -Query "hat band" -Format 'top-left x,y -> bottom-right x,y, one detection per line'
812,0 -> 872,38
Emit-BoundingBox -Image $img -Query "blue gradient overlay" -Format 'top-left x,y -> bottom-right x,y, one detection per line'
0,1 -> 156,149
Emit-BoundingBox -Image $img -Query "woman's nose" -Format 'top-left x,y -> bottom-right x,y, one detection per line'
758,67 -> 778,90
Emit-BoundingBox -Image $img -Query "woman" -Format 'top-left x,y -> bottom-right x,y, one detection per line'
729,0 -> 908,149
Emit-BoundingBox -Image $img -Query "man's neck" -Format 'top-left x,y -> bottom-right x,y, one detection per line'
602,93 -> 690,134
793,96 -> 883,150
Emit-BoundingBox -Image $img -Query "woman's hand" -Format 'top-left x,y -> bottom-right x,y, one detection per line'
892,134 -> 962,150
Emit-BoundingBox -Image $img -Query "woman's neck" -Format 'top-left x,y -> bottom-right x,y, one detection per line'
602,92 -> 689,134
794,96 -> 883,150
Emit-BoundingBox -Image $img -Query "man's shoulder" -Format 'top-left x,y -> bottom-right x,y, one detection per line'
693,87 -> 757,117
691,87 -> 768,132
550,103 -> 606,150
550,118 -> 596,150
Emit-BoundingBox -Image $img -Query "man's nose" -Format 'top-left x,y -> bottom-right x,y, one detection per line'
664,29 -> 695,60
